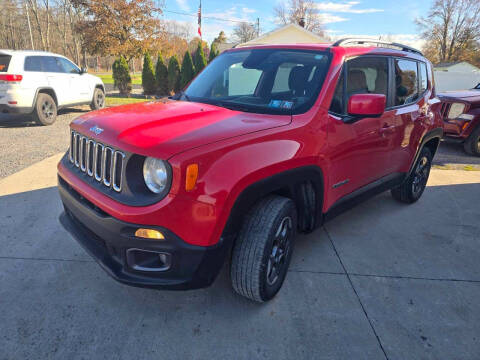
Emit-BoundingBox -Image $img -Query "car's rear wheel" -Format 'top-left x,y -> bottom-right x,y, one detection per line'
90,88 -> 105,110
391,147 -> 432,204
230,195 -> 297,302
33,93 -> 57,126
463,126 -> 480,157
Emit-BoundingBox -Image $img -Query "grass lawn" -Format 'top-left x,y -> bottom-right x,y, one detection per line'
95,73 -> 142,85
105,96 -> 151,106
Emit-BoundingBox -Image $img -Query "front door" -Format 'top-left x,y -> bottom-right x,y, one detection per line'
326,55 -> 394,205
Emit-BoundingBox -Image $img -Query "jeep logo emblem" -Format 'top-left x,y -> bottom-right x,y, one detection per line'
89,125 -> 104,135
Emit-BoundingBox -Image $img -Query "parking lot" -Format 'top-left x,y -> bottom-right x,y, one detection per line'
1,110 -> 480,359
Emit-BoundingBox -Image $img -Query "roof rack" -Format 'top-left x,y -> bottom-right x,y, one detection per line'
332,38 -> 423,56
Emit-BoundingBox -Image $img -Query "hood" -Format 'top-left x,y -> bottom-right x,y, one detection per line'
438,90 -> 480,102
71,100 -> 291,159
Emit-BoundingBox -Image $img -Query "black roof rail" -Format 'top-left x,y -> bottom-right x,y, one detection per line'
332,38 -> 423,56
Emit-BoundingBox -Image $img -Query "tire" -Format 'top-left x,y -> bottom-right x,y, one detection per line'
32,93 -> 57,126
90,88 -> 105,111
463,126 -> 480,156
230,195 -> 297,302
391,147 -> 432,204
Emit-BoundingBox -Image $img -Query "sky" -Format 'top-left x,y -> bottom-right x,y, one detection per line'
162,0 -> 432,49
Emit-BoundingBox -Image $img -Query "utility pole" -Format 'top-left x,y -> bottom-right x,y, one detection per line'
256,18 -> 260,37
25,1 -> 35,50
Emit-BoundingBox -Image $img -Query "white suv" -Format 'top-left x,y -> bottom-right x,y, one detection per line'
0,50 -> 105,125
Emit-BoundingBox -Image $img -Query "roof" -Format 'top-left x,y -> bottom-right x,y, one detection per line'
0,49 -> 59,57
227,42 -> 426,61
237,23 -> 328,47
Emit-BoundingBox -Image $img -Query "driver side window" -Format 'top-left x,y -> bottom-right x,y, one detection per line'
329,56 -> 388,115
58,57 -> 80,74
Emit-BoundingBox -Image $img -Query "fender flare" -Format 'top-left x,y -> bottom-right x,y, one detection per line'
31,87 -> 58,109
408,127 -> 443,176
221,165 -> 325,242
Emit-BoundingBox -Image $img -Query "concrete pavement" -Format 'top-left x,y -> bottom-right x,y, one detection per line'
0,154 -> 479,359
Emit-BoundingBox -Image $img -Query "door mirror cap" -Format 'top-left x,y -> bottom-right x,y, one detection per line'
347,94 -> 386,118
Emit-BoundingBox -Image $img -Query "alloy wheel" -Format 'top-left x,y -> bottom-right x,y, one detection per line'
412,156 -> 429,197
266,216 -> 293,286
42,101 -> 54,119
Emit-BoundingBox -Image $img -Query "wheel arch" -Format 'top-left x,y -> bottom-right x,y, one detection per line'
33,87 -> 58,107
222,165 -> 325,242
408,127 -> 443,176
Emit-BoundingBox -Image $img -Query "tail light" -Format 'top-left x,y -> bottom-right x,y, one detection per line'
0,74 -> 23,82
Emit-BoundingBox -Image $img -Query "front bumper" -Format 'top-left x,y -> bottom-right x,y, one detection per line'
58,175 -> 229,290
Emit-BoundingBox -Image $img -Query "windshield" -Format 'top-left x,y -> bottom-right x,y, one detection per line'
475,83 -> 480,89
184,49 -> 330,114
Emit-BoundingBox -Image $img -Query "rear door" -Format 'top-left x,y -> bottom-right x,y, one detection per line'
390,58 -> 431,171
41,56 -> 71,106
327,55 -> 395,203
57,57 -> 91,103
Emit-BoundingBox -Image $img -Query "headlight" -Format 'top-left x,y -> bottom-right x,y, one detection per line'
143,157 -> 168,193
447,103 -> 466,120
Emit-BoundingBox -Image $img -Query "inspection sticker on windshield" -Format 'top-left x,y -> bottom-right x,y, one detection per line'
280,101 -> 293,109
269,100 -> 282,108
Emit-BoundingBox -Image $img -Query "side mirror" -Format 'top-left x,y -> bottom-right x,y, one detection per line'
80,67 -> 87,74
347,94 -> 386,119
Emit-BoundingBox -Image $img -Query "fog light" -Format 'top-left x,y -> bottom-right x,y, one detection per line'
135,228 -> 165,240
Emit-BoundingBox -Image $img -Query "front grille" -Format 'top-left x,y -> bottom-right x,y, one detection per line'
69,130 -> 125,192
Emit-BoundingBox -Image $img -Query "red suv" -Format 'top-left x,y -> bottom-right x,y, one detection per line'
58,39 -> 443,302
438,87 -> 480,156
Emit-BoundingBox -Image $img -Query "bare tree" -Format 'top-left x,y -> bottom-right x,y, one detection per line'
416,0 -> 480,63
274,0 -> 324,35
233,22 -> 257,43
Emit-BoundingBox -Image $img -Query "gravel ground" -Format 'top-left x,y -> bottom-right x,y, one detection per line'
0,107 -> 88,179
1,109 -> 479,179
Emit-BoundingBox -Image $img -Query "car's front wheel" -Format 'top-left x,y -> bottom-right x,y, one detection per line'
90,88 -> 105,111
33,93 -> 57,126
230,195 -> 297,302
463,126 -> 480,157
391,147 -> 432,203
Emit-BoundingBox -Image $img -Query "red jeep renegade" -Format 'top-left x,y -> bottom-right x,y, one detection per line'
58,39 -> 443,302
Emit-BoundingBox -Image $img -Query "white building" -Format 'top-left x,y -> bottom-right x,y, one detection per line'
434,61 -> 480,91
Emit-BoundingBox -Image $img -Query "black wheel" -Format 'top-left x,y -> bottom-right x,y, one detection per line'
230,195 -> 297,302
33,93 -> 57,126
463,126 -> 480,156
391,147 -> 432,204
90,88 -> 105,110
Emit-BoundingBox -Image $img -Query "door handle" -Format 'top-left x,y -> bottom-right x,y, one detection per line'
379,125 -> 395,136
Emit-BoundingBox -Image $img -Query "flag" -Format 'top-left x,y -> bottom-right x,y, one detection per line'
197,0 -> 202,38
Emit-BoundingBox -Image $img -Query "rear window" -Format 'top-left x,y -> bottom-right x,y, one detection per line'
24,56 -> 64,72
0,55 -> 11,72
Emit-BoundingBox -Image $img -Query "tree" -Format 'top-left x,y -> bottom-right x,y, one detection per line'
274,0 -> 325,35
180,51 -> 195,88
193,42 -> 207,75
209,42 -> 219,62
233,22 -> 257,43
167,55 -> 181,94
142,52 -> 156,95
212,31 -> 227,46
416,0 -> 480,64
112,56 -> 132,94
72,0 -> 162,61
155,54 -> 169,95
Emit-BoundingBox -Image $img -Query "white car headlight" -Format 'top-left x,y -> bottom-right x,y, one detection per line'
143,157 -> 169,193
